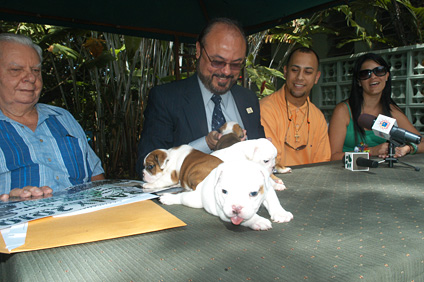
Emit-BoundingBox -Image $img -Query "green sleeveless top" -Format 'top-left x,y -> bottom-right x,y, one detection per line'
343,102 -> 386,152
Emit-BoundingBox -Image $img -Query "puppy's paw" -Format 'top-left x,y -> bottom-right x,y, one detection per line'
272,182 -> 287,191
245,216 -> 273,231
271,211 -> 293,223
142,182 -> 156,189
275,166 -> 292,174
142,187 -> 162,193
159,194 -> 182,205
143,182 -> 179,192
270,174 -> 287,191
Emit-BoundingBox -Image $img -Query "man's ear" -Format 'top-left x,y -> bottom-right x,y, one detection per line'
314,70 -> 321,85
196,41 -> 202,60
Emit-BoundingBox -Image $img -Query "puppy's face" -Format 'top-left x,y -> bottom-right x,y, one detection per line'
247,139 -> 277,174
213,161 -> 269,225
143,149 -> 168,183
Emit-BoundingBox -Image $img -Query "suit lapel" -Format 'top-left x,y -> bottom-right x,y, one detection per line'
232,87 -> 251,122
181,75 -> 209,137
232,86 -> 257,136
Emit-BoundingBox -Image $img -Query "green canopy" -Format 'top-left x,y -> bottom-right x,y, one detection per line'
1,0 -> 348,42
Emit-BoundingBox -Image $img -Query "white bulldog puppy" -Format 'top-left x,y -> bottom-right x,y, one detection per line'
160,160 -> 293,231
212,138 -> 289,190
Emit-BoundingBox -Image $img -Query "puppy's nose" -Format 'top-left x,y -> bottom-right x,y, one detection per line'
232,205 -> 243,215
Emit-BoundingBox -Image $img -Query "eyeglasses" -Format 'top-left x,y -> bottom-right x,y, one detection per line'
358,66 -> 387,80
201,45 -> 245,71
284,99 -> 310,151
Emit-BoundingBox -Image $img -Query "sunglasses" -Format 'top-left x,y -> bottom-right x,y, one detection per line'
358,66 -> 387,80
201,45 -> 245,71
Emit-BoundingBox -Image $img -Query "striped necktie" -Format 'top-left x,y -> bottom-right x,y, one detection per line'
211,94 -> 226,131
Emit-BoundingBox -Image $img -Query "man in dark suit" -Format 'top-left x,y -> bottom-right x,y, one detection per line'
136,18 -> 265,177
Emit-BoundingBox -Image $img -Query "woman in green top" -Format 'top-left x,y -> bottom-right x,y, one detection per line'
329,53 -> 423,161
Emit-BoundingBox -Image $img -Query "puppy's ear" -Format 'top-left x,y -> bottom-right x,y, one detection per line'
244,146 -> 259,161
159,158 -> 169,170
233,124 -> 244,139
154,152 -> 169,170
210,163 -> 226,188
259,167 -> 273,191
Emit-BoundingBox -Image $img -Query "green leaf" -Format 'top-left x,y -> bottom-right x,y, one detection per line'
50,43 -> 80,60
124,36 -> 142,58
82,51 -> 115,69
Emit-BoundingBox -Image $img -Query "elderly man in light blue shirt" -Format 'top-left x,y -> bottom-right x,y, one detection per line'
0,33 -> 104,200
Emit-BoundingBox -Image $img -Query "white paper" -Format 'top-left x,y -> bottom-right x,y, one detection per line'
0,180 -> 156,230
0,223 -> 28,251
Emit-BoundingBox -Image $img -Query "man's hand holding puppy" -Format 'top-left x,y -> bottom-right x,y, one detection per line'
206,131 -> 222,150
206,126 -> 247,151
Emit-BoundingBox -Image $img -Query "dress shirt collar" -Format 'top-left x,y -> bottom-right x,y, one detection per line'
0,104 -> 63,129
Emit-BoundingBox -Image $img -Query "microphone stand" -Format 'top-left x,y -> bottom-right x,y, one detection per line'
384,140 -> 420,171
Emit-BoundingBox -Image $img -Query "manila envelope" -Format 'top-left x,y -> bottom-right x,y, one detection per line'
0,200 -> 186,253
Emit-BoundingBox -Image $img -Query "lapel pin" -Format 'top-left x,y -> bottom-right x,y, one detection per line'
246,107 -> 253,114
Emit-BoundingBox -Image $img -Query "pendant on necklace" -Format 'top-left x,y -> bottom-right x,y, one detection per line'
294,133 -> 300,142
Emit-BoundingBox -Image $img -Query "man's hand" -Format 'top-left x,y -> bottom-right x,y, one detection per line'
206,131 -> 222,150
0,186 -> 53,201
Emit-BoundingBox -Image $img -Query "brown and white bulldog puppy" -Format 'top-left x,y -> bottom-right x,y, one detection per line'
215,121 -> 245,150
159,160 -> 293,231
142,145 -> 222,192
211,138 -> 288,190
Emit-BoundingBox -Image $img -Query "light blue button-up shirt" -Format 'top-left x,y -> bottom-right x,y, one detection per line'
0,103 -> 104,193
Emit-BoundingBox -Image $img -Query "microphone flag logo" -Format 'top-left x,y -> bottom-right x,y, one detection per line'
379,119 -> 391,130
372,114 -> 397,140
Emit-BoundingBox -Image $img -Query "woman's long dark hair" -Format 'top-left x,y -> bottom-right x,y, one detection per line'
348,53 -> 400,139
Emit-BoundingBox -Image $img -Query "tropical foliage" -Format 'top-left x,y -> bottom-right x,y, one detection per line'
247,0 -> 424,95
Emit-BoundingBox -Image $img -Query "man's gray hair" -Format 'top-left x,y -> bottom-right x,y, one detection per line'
0,33 -> 43,63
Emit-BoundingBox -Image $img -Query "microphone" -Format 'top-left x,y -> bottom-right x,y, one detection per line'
344,152 -> 377,171
358,114 -> 421,145
356,157 -> 379,168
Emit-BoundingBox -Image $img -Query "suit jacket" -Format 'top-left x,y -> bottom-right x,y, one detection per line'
136,73 -> 265,177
